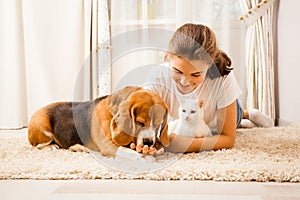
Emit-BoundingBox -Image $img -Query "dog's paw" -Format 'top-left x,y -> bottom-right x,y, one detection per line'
69,144 -> 89,153
36,143 -> 59,150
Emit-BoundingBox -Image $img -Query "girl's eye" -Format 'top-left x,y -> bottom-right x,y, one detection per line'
191,110 -> 196,114
191,73 -> 202,77
172,67 -> 183,74
192,74 -> 200,77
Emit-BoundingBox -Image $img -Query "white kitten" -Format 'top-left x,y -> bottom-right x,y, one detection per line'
168,99 -> 211,137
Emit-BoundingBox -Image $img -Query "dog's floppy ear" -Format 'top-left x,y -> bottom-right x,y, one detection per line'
110,100 -> 135,146
150,104 -> 170,148
109,86 -> 142,146
159,112 -> 170,147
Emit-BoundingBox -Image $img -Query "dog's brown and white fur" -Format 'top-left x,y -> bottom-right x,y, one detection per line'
28,86 -> 170,162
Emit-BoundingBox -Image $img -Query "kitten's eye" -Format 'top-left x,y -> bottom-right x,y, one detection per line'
191,110 -> 196,114
182,109 -> 186,113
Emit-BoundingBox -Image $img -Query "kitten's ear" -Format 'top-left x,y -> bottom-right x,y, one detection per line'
198,100 -> 204,108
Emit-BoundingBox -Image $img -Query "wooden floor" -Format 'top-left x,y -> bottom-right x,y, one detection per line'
1,180 -> 300,200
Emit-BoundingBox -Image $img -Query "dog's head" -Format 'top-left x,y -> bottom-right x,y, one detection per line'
110,87 -> 169,150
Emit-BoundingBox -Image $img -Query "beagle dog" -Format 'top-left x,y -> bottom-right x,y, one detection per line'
28,86 -> 170,162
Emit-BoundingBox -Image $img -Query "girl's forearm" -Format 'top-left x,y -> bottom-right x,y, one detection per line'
165,133 -> 235,153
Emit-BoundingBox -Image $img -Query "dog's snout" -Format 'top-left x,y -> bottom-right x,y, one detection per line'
143,138 -> 154,146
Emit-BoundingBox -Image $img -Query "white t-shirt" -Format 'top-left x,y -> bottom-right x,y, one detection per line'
143,63 -> 242,131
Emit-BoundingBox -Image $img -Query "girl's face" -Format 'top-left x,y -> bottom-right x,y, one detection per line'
170,57 -> 209,94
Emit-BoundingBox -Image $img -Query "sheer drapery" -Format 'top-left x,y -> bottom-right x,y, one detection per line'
239,0 -> 276,121
0,0 -> 28,129
96,0 -> 111,97
0,0 -> 104,129
109,0 -> 176,91
109,0 -> 247,105
83,0 -> 111,98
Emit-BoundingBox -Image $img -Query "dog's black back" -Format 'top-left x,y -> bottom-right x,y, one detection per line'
47,95 -> 108,148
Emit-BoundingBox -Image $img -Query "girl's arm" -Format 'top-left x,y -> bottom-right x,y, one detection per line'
165,101 -> 237,153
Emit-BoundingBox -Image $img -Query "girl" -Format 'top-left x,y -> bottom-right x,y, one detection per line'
144,23 -> 273,153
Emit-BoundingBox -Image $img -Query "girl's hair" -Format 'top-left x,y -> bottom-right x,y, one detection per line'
165,23 -> 232,78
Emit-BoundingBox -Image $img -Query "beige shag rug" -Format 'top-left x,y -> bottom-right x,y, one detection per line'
0,124 -> 299,182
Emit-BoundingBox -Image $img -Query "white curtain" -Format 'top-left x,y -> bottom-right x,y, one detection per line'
110,0 -> 176,91
96,0 -> 111,97
83,0 -> 111,98
0,0 -> 107,129
239,0 -> 276,121
109,0 -> 247,105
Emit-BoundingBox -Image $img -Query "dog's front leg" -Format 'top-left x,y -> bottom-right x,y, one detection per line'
90,114 -> 119,157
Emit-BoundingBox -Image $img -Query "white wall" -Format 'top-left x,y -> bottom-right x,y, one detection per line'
277,0 -> 300,124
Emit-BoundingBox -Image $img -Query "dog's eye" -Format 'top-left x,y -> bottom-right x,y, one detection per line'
182,109 -> 186,113
191,110 -> 196,114
137,121 -> 145,127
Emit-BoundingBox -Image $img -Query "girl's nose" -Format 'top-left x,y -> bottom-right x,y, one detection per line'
179,77 -> 189,86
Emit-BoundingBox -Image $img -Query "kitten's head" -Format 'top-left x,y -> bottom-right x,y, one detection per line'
179,99 -> 204,122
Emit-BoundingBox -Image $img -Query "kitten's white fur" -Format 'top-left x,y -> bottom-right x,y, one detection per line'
168,99 -> 211,137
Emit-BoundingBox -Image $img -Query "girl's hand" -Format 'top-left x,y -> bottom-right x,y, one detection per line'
165,133 -> 196,153
168,133 -> 177,141
129,142 -> 164,156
